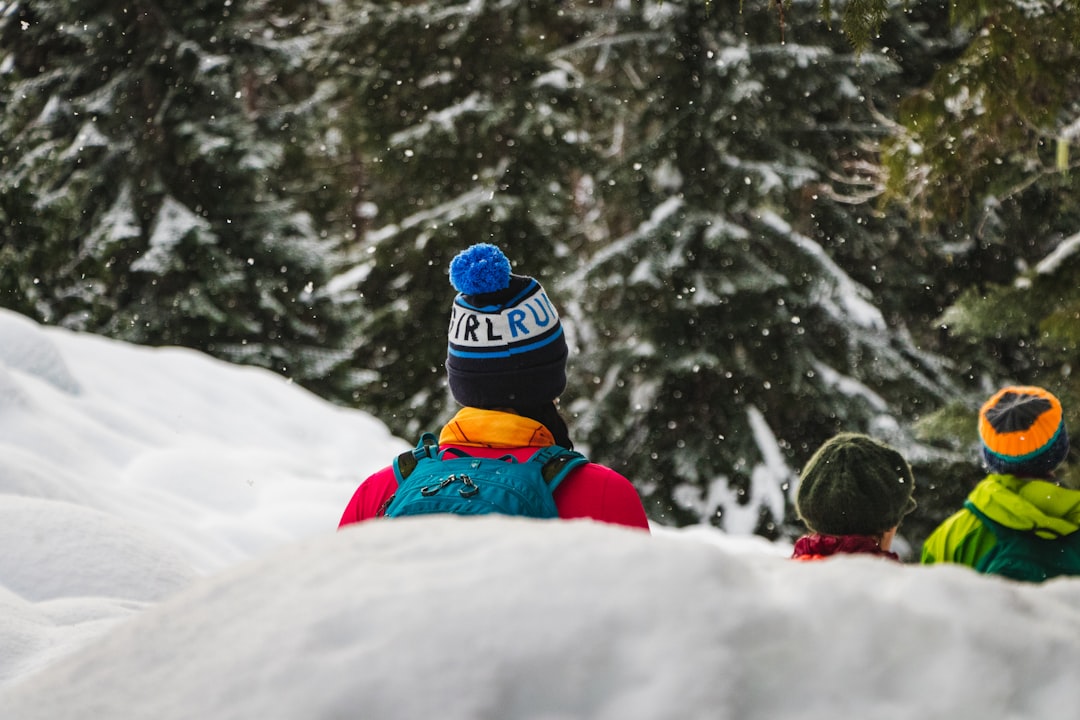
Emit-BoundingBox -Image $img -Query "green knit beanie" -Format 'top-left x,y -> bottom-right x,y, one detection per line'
796,432 -> 917,536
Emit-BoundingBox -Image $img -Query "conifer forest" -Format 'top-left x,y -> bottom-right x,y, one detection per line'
2,0 -> 1078,551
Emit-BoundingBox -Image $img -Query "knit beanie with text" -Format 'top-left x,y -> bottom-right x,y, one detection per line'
445,244 -> 567,410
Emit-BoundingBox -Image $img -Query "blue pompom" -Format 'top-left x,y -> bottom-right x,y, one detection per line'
449,243 -> 512,295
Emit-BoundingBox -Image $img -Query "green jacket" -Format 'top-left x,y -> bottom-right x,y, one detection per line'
921,474 -> 1080,568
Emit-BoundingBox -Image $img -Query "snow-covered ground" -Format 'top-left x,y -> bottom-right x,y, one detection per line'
0,307 -> 1078,719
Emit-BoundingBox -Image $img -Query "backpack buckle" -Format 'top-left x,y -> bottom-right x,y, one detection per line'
421,475 -> 457,496
419,473 -> 480,498
458,475 -> 479,498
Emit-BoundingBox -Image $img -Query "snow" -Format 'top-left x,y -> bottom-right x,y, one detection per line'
86,182 -> 142,251
533,64 -> 575,90
389,91 -> 490,145
1034,231 -> 1080,275
1,307 -> 1080,719
746,404 -> 795,519
132,196 -> 213,272
1062,114 -> 1080,142
759,209 -> 887,331
675,405 -> 795,535
61,121 -> 110,159
715,46 -> 751,68
812,358 -> 889,411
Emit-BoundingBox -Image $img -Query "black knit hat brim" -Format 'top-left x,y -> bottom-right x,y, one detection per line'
446,348 -> 568,409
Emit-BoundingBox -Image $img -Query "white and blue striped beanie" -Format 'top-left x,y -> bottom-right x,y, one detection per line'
445,244 -> 567,409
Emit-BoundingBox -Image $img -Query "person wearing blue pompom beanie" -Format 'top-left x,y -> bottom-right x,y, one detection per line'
444,242 -> 571,442
339,244 -> 650,531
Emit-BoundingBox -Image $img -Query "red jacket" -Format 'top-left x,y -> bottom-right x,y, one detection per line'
338,408 -> 650,532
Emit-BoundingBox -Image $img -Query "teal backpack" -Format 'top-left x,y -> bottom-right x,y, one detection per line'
964,500 -> 1080,583
378,432 -> 588,519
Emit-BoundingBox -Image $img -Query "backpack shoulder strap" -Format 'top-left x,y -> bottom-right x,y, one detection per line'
393,432 -> 440,483
526,445 -> 588,492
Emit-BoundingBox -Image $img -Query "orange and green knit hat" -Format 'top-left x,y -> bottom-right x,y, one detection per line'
979,386 -> 1069,478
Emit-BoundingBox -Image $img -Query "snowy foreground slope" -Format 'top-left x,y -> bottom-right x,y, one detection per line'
1,308 -> 1079,720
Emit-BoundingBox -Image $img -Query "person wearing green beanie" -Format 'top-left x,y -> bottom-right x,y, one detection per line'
792,432 -> 917,561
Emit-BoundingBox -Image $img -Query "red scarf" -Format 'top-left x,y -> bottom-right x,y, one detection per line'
791,534 -> 900,562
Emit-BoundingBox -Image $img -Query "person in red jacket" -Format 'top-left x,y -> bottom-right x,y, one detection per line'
339,243 -> 650,532
791,432 -> 917,561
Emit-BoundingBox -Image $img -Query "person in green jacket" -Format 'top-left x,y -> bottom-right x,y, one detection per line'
921,385 -> 1080,580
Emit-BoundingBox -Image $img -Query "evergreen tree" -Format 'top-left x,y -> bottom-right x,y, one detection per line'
559,0 -> 962,537
924,234 -> 1080,489
879,0 -> 1080,341
884,1 -> 1080,226
0,0 -> 359,399
320,0 -> 603,435
889,0 -> 1080,492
